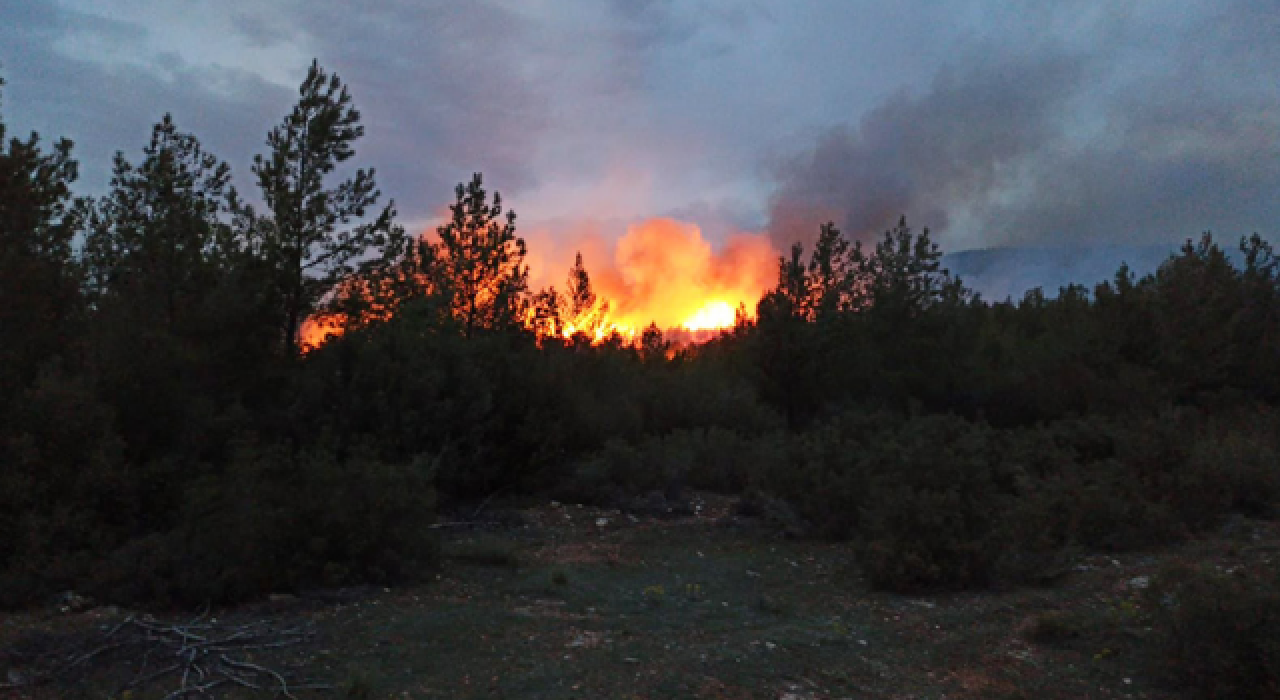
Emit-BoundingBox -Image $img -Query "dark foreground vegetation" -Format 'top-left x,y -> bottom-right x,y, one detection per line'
2,62 -> 1278,696
3,501 -> 1278,699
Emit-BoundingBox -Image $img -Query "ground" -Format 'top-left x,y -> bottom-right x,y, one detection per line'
2,495 -> 1277,699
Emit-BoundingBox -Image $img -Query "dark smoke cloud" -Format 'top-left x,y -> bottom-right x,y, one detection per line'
768,1 -> 1280,253
5,0 -> 1277,277
768,50 -> 1088,248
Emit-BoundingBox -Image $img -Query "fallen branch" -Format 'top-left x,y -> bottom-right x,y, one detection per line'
5,614 -> 322,696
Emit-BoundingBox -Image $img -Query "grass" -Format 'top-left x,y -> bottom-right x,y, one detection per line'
4,496 -> 1278,699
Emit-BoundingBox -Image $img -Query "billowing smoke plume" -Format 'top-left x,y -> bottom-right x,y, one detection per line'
768,51 -> 1086,249
770,18 -> 1280,254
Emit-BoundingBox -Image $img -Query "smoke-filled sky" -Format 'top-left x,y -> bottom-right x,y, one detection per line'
2,0 -> 1277,257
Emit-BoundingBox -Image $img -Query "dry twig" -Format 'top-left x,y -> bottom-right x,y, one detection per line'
4,613 -> 325,696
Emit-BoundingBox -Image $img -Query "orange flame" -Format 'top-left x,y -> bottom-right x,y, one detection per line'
299,314 -> 345,352
300,217 -> 781,352
531,218 -> 779,342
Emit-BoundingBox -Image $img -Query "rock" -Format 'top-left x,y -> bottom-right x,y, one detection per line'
1128,576 -> 1150,590
55,591 -> 93,613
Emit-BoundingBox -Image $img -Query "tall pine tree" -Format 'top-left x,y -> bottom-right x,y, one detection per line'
434,173 -> 530,337
0,74 -> 85,398
251,60 -> 403,355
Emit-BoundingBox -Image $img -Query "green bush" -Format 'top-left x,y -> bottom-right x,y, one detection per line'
92,445 -> 439,605
1160,565 -> 1280,699
855,415 -> 1022,592
1186,429 -> 1280,522
560,428 -> 790,507
745,410 -> 889,539
0,371 -> 129,607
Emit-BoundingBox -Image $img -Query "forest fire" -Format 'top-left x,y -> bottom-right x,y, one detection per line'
529,217 -> 779,342
301,217 -> 780,351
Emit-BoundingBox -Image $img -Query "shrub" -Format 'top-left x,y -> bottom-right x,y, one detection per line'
0,371 -> 129,607
746,410 -> 889,539
856,415 -> 1021,592
92,445 -> 439,605
1187,429 -> 1280,521
1160,565 -> 1280,699
1069,460 -> 1187,551
560,428 -> 790,507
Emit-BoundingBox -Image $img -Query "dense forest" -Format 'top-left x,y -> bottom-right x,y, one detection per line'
2,54 -> 1278,657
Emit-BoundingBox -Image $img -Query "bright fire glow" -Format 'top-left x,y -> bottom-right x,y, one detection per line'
681,300 -> 737,331
300,216 -> 781,352
299,315 -> 344,352
530,217 -> 779,342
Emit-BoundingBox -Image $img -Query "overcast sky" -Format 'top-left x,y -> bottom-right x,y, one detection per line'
2,0 -> 1276,253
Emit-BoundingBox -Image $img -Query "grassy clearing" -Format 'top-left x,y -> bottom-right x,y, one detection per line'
3,497 -> 1277,699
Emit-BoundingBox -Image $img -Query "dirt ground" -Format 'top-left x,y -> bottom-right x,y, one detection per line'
3,494 -> 1277,699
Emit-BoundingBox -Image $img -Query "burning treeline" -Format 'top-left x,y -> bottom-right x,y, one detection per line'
302,181 -> 780,350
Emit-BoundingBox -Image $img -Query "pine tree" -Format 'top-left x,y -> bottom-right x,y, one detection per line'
565,251 -> 609,338
807,221 -> 857,318
639,322 -> 668,362
0,74 -> 85,398
434,173 -> 529,337
251,60 -> 403,355
858,216 -> 961,319
85,114 -> 233,330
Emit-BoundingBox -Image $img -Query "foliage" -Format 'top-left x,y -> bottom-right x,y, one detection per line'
853,415 -> 1021,591
430,173 -> 530,337
95,446 -> 438,605
250,60 -> 404,354
0,74 -> 85,405
1159,564 -> 1280,699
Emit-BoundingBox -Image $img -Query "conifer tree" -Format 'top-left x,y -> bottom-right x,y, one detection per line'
434,173 -> 529,337
565,251 -> 609,337
251,60 -> 403,354
85,114 -> 233,329
0,74 -> 85,397
807,221 -> 857,318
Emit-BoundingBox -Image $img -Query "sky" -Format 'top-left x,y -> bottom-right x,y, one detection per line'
2,0 -> 1277,266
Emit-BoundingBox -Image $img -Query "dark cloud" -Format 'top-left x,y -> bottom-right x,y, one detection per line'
767,49 -> 1088,248
274,0 -> 549,207
767,0 -> 1280,252
0,0 -> 287,194
2,0 -> 1277,277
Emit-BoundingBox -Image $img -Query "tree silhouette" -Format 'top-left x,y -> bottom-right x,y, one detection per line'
85,114 -> 233,329
0,73 -> 85,398
434,173 -> 529,337
251,60 -> 403,355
